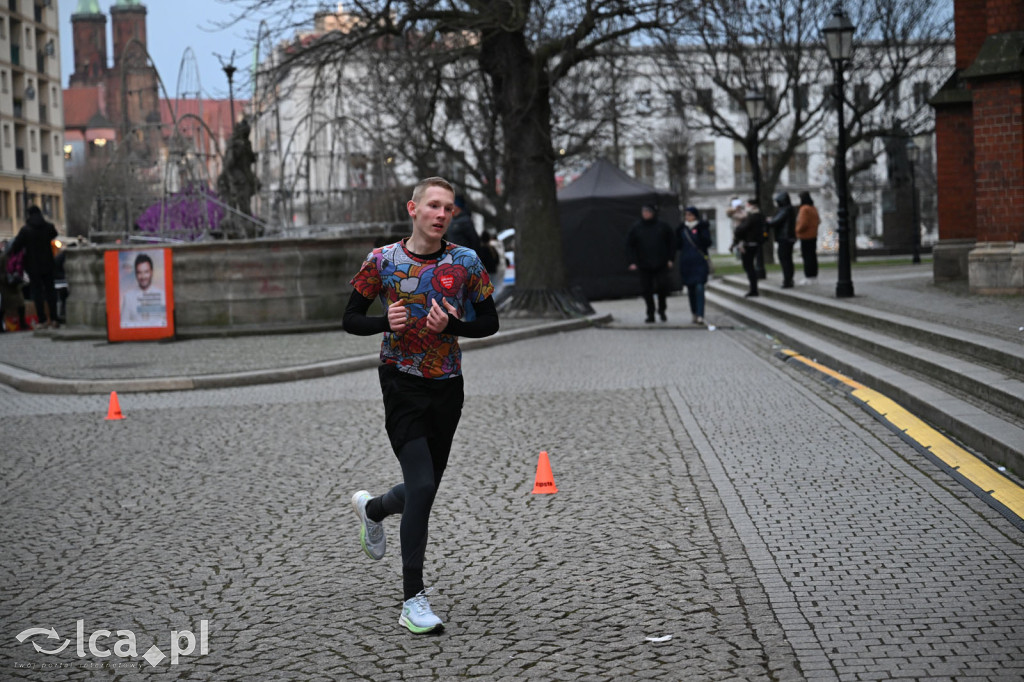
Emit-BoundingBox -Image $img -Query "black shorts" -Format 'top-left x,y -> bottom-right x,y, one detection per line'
378,364 -> 464,455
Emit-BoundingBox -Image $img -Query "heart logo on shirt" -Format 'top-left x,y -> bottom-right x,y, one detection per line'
439,274 -> 454,289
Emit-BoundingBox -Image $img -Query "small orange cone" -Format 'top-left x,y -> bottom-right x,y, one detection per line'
105,391 -> 124,420
531,450 -> 558,494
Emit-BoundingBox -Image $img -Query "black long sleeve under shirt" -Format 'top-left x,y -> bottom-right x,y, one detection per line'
342,289 -> 499,338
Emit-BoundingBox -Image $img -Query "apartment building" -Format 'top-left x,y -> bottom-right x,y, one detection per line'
0,0 -> 64,239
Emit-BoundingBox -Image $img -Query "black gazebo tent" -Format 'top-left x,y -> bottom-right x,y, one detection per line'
558,159 -> 681,300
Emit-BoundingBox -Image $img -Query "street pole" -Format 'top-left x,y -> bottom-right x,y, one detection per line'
824,4 -> 856,299
833,61 -> 853,298
223,63 -> 237,126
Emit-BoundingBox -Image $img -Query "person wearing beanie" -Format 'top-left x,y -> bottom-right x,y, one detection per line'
677,206 -> 712,325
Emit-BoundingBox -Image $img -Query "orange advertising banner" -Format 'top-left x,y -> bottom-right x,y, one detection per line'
104,248 -> 175,342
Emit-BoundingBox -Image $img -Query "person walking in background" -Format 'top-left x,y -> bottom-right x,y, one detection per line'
730,198 -> 766,297
446,195 -> 482,254
796,191 -> 820,284
767,191 -> 797,288
627,203 -> 675,323
6,206 -> 58,329
343,176 -> 499,635
677,206 -> 712,325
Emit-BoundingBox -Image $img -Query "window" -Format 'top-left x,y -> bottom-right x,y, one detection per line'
734,141 -> 752,187
667,90 -> 683,114
0,191 -> 9,219
30,129 -> 36,151
854,82 -> 871,108
795,84 -> 810,111
572,92 -> 590,118
51,85 -> 57,107
1,70 -> 7,93
24,27 -> 31,49
693,141 -> 716,189
633,144 -> 654,183
788,144 -> 808,185
884,82 -> 900,111
0,19 -> 6,40
666,141 -> 687,195
694,88 -> 713,109
3,124 -> 9,148
445,96 -> 462,122
636,90 -> 651,114
913,81 -> 930,107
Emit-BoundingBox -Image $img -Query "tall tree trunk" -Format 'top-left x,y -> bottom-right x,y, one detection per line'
479,27 -> 593,317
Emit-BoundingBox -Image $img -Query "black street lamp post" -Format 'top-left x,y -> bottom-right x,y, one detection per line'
745,90 -> 768,278
906,139 -> 921,264
823,4 -> 856,298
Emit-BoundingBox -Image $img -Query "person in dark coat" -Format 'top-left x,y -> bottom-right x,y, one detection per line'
6,206 -> 58,328
627,203 -> 675,323
730,198 -> 766,297
446,195 -> 482,255
677,206 -> 712,325
767,191 -> 797,288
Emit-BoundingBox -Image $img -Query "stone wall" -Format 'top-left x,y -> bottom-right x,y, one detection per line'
63,236 -> 387,336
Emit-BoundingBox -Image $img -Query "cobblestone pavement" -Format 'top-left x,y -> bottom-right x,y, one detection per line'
1,310 -> 1023,679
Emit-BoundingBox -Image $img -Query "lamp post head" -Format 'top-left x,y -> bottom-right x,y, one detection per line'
745,90 -> 766,121
823,4 -> 856,62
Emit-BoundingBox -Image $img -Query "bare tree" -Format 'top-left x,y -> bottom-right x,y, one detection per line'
655,0 -> 952,229
233,0 -> 678,317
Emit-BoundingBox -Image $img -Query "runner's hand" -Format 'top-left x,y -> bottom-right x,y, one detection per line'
388,301 -> 410,333
425,298 -> 457,334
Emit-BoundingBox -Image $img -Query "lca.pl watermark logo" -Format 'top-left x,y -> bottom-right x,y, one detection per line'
15,620 -> 209,668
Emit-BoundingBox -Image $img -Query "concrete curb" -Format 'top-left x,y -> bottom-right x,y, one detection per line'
0,313 -> 611,395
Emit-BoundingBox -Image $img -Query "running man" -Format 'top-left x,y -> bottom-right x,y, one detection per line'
342,176 -> 499,633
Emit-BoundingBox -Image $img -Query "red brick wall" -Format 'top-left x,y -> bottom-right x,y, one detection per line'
935,104 -> 978,239
956,0 -> 988,70
986,0 -> 1024,34
70,17 -> 107,88
111,8 -> 147,69
971,77 -> 1024,242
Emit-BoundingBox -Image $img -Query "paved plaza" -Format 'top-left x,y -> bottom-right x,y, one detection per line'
1,283 -> 1023,680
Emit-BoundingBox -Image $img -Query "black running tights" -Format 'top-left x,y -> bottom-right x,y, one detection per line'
366,436 -> 448,600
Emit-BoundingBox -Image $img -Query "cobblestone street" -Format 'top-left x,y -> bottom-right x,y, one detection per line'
1,319 -> 1022,679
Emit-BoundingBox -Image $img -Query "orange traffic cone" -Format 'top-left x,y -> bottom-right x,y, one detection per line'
105,391 -> 124,420
531,451 -> 558,494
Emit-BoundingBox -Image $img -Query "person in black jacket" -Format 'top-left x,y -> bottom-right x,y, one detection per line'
677,206 -> 713,325
767,191 -> 797,288
6,206 -> 58,328
627,204 -> 675,323
730,198 -> 766,297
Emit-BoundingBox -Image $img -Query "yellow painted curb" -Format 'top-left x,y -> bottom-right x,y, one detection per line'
782,350 -> 1024,524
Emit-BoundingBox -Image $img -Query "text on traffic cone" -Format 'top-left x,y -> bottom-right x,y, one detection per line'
531,450 -> 558,494
105,391 -> 124,420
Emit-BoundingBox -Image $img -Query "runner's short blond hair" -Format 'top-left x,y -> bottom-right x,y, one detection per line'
411,177 -> 454,203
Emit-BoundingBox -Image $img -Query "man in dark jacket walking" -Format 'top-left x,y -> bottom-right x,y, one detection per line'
7,206 -> 58,328
767,191 -> 797,288
627,203 -> 675,323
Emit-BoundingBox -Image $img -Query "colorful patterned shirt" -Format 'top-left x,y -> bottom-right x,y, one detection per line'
350,239 -> 494,379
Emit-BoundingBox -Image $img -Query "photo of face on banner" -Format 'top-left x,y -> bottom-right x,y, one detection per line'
119,251 -> 167,329
104,248 -> 175,342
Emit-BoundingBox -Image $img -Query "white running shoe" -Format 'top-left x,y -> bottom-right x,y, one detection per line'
351,490 -> 386,560
399,589 -> 444,634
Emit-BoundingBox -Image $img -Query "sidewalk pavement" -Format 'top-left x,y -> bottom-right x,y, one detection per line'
0,261 -> 1019,394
